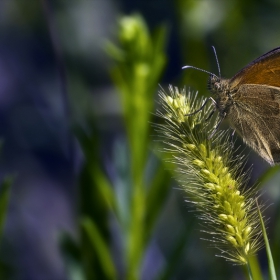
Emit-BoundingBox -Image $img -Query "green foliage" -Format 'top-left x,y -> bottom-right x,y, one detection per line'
106,14 -> 169,280
76,126 -> 116,280
257,203 -> 277,280
61,14 -> 174,280
3,1 -> 280,280
59,9 -> 280,280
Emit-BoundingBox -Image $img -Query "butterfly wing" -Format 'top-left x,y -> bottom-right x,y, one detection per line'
228,84 -> 280,164
229,47 -> 280,88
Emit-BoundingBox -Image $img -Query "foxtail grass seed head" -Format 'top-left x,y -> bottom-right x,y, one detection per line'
155,86 -> 263,264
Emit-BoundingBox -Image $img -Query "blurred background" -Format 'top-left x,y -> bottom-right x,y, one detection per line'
0,0 -> 280,279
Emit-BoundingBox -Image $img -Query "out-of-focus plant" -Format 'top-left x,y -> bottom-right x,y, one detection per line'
61,14 -> 176,280
106,14 -> 167,279
58,10 -> 277,280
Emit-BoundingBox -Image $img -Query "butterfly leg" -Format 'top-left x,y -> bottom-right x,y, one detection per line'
230,129 -> 236,147
205,109 -> 215,121
185,97 -> 212,116
208,113 -> 226,139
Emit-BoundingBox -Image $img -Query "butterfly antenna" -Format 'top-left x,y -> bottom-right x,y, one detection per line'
212,46 -> 221,78
182,65 -> 218,78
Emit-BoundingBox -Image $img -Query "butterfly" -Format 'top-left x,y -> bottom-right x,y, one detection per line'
183,47 -> 280,165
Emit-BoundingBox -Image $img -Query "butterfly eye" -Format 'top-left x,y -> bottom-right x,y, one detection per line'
208,75 -> 219,91
214,82 -> 221,90
207,76 -> 214,90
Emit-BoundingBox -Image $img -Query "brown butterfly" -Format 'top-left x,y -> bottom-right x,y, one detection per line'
183,47 -> 280,165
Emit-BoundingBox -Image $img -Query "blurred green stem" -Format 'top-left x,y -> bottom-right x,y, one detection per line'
107,14 -> 167,279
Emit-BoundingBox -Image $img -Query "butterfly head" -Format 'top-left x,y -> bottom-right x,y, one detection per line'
208,74 -> 230,96
208,74 -> 221,92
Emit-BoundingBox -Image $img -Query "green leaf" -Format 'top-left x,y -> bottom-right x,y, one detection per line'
257,200 -> 277,280
75,126 -> 117,216
80,217 -> 117,280
145,161 -> 171,243
59,233 -> 85,280
247,255 -> 263,280
254,165 -> 280,190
